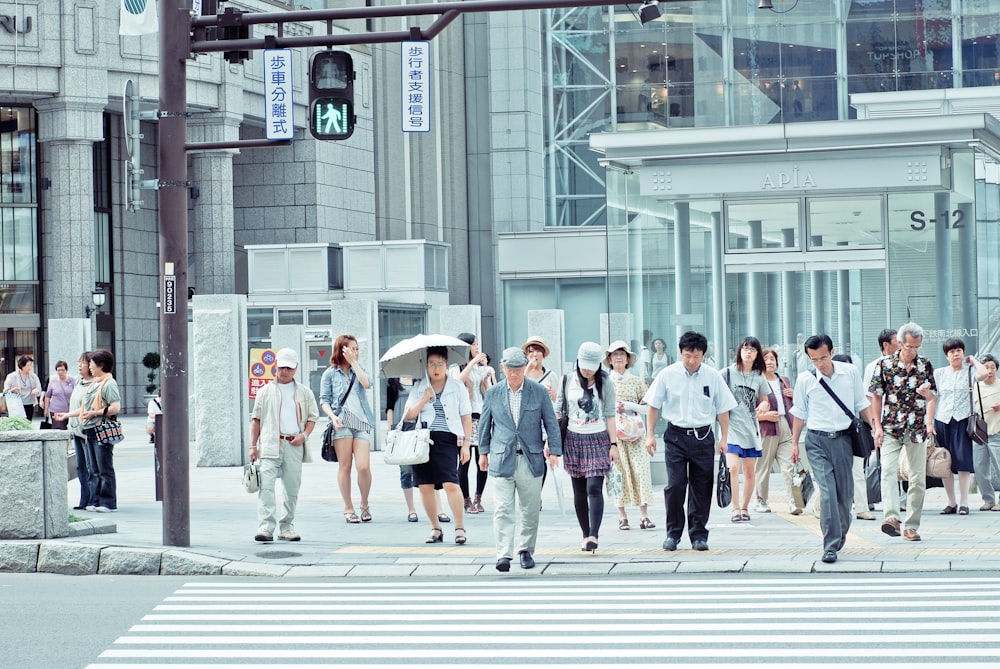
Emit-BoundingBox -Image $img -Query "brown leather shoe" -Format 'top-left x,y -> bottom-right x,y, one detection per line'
881,518 -> 901,537
902,529 -> 921,541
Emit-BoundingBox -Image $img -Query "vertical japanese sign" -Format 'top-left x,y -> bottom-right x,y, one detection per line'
401,40 -> 430,133
264,49 -> 294,140
249,348 -> 278,400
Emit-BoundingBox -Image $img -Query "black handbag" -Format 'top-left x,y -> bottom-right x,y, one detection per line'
320,421 -> 337,462
817,377 -> 874,459
968,367 -> 989,446
865,451 -> 882,505
716,456 -> 732,508
558,375 -> 569,443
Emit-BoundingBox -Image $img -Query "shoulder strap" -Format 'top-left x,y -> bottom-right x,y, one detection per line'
560,374 -> 569,415
340,371 -> 357,404
539,369 -> 551,383
817,376 -> 856,420
971,366 -> 986,419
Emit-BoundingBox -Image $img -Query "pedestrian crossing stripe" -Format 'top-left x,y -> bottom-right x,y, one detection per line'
87,576 -> 1000,668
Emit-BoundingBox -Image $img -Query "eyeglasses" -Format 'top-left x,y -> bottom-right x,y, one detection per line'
427,361 -> 448,368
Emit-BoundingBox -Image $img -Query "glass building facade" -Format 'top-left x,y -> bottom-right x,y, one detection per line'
520,0 -> 1000,373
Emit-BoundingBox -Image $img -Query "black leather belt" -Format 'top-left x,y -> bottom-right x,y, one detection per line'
808,428 -> 849,439
667,423 -> 712,436
280,434 -> 298,442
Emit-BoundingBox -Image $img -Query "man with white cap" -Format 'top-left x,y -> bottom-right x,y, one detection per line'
249,348 -> 319,542
479,346 -> 562,572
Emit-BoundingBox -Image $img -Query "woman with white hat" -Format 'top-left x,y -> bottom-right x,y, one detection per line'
605,341 -> 654,531
556,341 -> 618,552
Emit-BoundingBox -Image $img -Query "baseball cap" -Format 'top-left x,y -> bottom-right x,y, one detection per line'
275,348 -> 299,369
576,342 -> 604,372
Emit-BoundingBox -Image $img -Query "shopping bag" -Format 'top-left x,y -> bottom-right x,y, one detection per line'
242,462 -> 260,494
3,393 -> 26,419
791,465 -> 813,510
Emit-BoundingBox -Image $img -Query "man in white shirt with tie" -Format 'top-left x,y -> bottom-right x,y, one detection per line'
790,334 -> 873,564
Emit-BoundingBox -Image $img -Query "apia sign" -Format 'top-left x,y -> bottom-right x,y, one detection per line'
761,165 -> 817,190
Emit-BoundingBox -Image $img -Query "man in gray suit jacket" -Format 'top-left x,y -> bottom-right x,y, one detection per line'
479,347 -> 562,572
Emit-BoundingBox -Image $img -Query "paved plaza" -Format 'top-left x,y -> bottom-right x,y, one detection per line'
5,415 -> 1000,576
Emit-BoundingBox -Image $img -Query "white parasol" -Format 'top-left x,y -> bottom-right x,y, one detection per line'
379,333 -> 471,379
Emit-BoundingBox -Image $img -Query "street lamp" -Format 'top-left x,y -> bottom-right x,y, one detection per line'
85,287 -> 106,318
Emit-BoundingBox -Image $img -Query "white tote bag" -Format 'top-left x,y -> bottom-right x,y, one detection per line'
383,419 -> 432,466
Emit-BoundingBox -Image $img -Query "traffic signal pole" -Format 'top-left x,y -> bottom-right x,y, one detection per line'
159,0 -> 191,547
157,0 -> 688,546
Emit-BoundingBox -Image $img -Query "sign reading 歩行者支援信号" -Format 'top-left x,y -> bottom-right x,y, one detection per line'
401,40 -> 430,133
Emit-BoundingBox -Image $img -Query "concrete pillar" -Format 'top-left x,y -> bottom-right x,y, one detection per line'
330,300 -> 380,447
747,220 -> 763,339
781,227 -> 796,375
935,191 -> 953,330
710,211 -> 725,363
527,309 -> 565,378
46,319 -> 92,379
191,295 -> 248,467
674,202 -> 692,344
958,200 -> 977,351
188,114 -> 240,295
600,313 -> 632,349
439,305 -> 482,342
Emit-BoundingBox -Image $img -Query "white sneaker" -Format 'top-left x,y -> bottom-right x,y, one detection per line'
278,530 -> 301,542
94,506 -> 111,513
85,505 -> 97,511
254,529 -> 273,542
753,498 -> 772,514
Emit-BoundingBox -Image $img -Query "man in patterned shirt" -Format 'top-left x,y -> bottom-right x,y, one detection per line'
869,322 -> 937,541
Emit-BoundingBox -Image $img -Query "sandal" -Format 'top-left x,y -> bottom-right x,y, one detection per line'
940,505 -> 957,515
438,513 -> 451,523
344,511 -> 361,524
474,495 -> 485,514
731,511 -> 742,523
740,511 -> 751,522
619,518 -> 630,530
425,527 -> 443,543
360,506 -> 372,522
407,512 -> 419,522
958,506 -> 970,515
639,517 -> 656,529
454,527 -> 467,545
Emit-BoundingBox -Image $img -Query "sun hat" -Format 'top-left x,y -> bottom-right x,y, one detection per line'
521,335 -> 550,358
604,340 -> 637,369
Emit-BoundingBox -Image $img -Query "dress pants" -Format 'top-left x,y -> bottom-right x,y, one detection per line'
973,433 -> 1000,505
879,433 -> 926,531
803,430 -> 854,553
491,453 -> 543,560
257,440 -> 304,534
662,427 -> 715,543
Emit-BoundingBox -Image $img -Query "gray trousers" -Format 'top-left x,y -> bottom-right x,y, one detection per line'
491,453 -> 543,560
973,433 -> 1000,504
803,430 -> 854,553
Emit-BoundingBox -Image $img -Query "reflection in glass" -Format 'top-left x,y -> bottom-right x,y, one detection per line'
808,198 -> 883,249
726,201 -> 799,251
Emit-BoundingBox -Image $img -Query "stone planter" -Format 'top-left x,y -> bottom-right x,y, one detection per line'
0,430 -> 72,539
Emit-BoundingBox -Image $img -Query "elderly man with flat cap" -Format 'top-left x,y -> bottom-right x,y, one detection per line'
479,346 -> 562,572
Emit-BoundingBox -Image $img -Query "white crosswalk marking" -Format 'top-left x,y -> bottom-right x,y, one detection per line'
86,576 -> 1000,668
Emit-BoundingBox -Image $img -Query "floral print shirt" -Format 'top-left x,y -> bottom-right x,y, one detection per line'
868,352 -> 937,441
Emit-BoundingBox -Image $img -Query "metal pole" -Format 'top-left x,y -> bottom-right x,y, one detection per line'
159,0 -> 191,547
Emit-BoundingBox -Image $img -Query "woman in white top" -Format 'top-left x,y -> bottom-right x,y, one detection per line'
933,338 -> 988,515
405,347 -> 473,545
556,342 -> 617,553
453,333 -> 496,514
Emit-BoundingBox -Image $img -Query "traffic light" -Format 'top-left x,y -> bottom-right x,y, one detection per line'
309,50 -> 356,140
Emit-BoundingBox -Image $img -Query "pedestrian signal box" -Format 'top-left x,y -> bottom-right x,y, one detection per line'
309,50 -> 355,140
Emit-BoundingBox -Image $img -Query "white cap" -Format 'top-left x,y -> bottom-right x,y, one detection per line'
275,348 -> 299,369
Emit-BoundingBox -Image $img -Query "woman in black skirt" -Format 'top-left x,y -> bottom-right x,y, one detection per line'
404,347 -> 473,544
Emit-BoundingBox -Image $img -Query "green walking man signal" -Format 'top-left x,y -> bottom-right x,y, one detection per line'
309,50 -> 356,140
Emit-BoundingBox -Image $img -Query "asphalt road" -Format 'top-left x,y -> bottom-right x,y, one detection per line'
6,572 -> 1000,668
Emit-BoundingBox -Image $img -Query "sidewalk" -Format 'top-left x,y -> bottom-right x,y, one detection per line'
4,415 -> 1000,576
